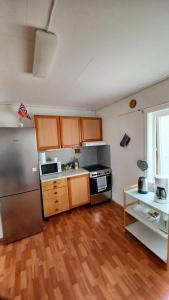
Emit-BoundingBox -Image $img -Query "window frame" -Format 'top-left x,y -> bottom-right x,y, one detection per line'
146,105 -> 169,183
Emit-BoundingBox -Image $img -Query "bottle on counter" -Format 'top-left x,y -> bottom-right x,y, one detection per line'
73,157 -> 79,170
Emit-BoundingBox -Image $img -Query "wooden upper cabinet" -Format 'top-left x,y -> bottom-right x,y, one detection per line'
68,174 -> 90,208
60,116 -> 81,148
81,117 -> 102,141
34,115 -> 60,150
34,115 -> 103,149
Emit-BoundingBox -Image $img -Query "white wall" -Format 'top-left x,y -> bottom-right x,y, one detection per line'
0,104 -> 96,127
97,78 -> 169,206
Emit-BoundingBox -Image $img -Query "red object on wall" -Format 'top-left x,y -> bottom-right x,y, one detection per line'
26,114 -> 31,120
18,103 -> 31,120
18,103 -> 27,118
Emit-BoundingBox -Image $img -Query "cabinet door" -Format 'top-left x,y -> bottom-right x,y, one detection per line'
81,117 -> 102,141
34,115 -> 60,150
60,116 -> 81,147
68,174 -> 90,208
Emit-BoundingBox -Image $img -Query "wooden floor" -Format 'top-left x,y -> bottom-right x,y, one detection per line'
1,202 -> 169,300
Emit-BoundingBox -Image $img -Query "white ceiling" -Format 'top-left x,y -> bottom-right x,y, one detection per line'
0,0 -> 169,110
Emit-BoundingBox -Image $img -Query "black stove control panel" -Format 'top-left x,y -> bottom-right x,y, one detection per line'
90,168 -> 111,178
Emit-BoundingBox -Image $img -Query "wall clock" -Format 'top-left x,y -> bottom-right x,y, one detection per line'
129,99 -> 137,109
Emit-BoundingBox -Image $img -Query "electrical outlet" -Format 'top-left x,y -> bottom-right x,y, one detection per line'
75,148 -> 81,154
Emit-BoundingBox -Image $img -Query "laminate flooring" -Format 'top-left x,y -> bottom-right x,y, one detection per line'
0,201 -> 169,300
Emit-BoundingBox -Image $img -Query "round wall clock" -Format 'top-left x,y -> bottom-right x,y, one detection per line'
129,99 -> 137,109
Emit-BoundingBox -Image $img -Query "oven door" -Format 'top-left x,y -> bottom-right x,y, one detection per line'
90,174 -> 112,195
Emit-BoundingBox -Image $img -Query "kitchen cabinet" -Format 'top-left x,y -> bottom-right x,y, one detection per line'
41,173 -> 90,217
81,117 -> 102,141
42,178 -> 69,217
60,116 -> 81,148
68,174 -> 90,208
34,115 -> 60,150
34,114 -> 103,150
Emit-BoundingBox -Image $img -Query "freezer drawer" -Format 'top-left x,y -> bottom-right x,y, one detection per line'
1,190 -> 42,244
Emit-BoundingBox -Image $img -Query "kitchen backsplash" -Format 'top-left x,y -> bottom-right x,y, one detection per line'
41,147 -> 97,167
38,145 -> 111,168
98,145 -> 111,167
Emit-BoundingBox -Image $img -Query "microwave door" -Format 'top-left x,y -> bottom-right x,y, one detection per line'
41,163 -> 59,175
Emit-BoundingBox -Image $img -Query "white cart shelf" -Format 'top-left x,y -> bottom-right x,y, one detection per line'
125,204 -> 167,239
124,186 -> 169,268
126,222 -> 167,262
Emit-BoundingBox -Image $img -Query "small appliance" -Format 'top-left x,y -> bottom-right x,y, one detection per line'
40,161 -> 62,176
138,177 -> 148,194
156,187 -> 166,199
154,176 -> 169,204
83,164 -> 112,205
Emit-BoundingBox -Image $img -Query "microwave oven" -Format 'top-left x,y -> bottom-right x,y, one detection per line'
40,161 -> 62,176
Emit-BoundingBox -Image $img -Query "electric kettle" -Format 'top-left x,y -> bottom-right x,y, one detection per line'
138,177 -> 148,194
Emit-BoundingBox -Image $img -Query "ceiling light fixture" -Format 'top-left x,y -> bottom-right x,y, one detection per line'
32,0 -> 57,78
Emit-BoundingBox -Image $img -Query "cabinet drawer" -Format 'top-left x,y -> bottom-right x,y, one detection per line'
42,178 -> 67,191
42,186 -> 69,217
51,198 -> 69,212
43,186 -> 67,200
43,197 -> 69,217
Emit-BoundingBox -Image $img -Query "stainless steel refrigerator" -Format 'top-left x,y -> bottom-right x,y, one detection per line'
0,128 -> 43,244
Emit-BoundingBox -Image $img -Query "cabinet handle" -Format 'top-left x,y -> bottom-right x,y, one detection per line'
55,200 -> 59,203
55,208 -> 59,211
54,186 -> 57,188
53,181 -> 56,184
54,192 -> 57,195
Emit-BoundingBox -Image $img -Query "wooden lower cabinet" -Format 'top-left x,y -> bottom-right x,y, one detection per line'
42,179 -> 69,217
42,174 -> 90,217
68,174 -> 90,208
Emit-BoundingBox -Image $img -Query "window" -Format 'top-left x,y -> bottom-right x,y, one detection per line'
147,108 -> 169,182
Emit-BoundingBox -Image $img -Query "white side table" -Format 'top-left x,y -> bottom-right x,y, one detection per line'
124,185 -> 169,269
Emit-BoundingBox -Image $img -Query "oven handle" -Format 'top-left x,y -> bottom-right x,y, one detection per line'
90,174 -> 111,179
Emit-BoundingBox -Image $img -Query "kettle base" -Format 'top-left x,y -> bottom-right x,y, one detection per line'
138,189 -> 148,194
154,197 -> 169,204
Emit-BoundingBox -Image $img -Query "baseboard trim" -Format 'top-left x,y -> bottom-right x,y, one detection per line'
111,199 -> 124,210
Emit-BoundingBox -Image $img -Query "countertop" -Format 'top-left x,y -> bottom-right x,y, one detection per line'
40,168 -> 89,182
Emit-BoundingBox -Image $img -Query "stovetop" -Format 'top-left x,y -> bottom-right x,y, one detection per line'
83,164 -> 109,172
